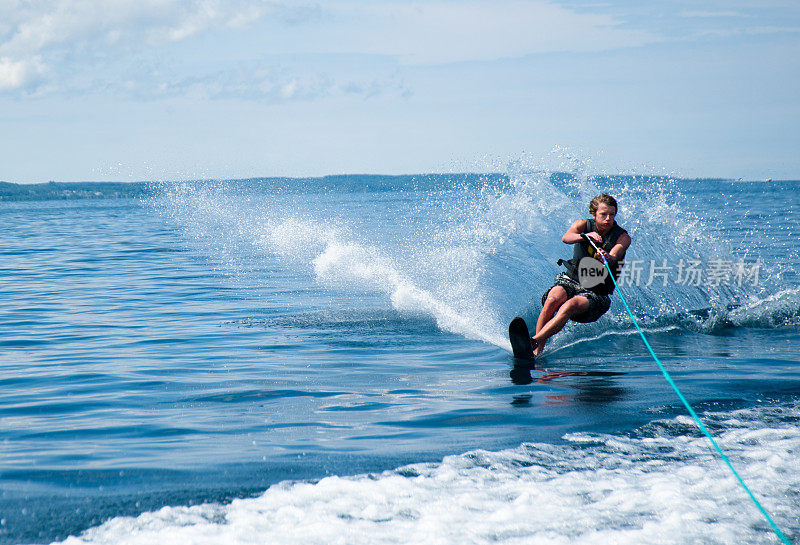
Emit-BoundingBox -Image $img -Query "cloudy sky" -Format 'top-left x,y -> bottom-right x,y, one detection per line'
1,0 -> 799,183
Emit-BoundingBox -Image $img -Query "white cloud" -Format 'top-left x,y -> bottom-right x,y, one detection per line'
1,0 -> 797,99
322,1 -> 659,64
0,0 -> 662,96
0,0 -> 658,97
0,55 -> 46,91
0,0 -> 277,92
132,66 -> 406,103
680,11 -> 747,18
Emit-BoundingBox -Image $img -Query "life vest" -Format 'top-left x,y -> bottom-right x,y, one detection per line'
560,218 -> 627,295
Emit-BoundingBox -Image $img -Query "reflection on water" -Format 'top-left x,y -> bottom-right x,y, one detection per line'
511,394 -> 533,406
509,361 -> 628,405
510,362 -> 536,385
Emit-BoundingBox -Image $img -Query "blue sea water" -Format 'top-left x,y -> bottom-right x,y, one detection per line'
1,170 -> 799,544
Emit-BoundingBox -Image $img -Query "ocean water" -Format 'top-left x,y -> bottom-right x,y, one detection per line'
1,171 -> 799,544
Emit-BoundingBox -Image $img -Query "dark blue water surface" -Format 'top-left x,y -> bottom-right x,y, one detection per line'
1,174 -> 799,544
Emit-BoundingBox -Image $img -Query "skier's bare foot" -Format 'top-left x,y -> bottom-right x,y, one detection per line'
532,337 -> 544,357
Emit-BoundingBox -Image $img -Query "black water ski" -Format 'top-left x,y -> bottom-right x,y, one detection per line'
509,317 -> 534,361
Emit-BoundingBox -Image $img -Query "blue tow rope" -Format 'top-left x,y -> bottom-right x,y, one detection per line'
588,237 -> 791,544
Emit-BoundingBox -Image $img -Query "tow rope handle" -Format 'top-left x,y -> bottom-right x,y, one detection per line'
580,232 -> 607,263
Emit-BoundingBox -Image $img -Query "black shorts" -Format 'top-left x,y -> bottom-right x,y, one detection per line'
541,272 -> 611,323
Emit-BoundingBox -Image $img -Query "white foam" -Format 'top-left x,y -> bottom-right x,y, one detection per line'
58,404 -> 799,545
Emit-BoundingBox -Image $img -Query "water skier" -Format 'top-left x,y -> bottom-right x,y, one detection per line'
509,194 -> 631,360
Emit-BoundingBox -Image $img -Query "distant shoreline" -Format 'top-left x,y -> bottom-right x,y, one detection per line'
0,174 -> 791,202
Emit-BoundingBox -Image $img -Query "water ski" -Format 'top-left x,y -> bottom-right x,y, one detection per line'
509,317 -> 534,361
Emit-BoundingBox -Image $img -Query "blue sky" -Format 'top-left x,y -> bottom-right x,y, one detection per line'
1,0 -> 799,183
